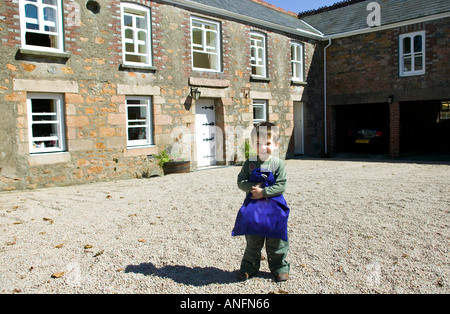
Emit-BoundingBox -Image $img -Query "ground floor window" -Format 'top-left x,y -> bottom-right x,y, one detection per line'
27,93 -> 65,154
126,96 -> 153,147
253,99 -> 267,125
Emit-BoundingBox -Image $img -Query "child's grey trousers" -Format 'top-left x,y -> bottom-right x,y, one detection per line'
240,235 -> 290,276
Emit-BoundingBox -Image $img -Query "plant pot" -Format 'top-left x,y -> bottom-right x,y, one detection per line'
163,161 -> 191,175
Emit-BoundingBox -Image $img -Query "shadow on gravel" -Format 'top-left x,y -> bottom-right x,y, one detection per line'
125,263 -> 272,286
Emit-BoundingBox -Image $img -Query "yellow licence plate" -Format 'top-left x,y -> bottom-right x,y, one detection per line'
356,139 -> 370,144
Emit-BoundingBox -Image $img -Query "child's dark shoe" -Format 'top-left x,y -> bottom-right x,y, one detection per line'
237,271 -> 250,282
275,273 -> 289,282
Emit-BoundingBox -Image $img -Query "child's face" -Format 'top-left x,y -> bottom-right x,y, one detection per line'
256,136 -> 278,161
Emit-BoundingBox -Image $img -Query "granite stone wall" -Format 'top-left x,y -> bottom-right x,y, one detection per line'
0,0 -> 323,191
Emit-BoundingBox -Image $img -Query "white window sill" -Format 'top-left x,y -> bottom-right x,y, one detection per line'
400,71 -> 425,77
291,80 -> 307,85
18,48 -> 71,60
250,75 -> 270,82
192,68 -> 222,73
126,145 -> 156,150
120,63 -> 157,72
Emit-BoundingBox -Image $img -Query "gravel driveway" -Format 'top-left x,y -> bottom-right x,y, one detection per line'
0,159 -> 449,294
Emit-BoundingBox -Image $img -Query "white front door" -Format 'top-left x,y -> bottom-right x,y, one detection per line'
196,99 -> 217,167
294,102 -> 304,155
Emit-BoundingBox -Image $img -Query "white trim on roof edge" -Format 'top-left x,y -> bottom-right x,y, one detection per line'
297,19 -> 324,37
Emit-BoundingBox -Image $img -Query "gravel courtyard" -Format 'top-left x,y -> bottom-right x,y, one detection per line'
0,159 -> 449,294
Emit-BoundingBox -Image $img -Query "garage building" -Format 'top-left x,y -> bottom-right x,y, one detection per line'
302,0 -> 450,157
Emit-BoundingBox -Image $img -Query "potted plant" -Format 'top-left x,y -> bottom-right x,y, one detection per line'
154,150 -> 191,175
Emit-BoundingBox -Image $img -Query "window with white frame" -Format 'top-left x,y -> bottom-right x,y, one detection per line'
191,17 -> 221,72
19,0 -> 64,52
27,93 -> 65,154
121,3 -> 152,66
253,100 -> 267,124
126,97 -> 154,147
399,31 -> 425,76
251,32 -> 267,78
291,42 -> 304,82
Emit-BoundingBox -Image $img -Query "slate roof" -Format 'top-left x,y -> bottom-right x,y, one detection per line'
301,0 -> 450,36
168,0 -> 450,39
173,0 -> 323,36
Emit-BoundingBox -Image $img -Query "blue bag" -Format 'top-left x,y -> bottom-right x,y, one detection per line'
232,168 -> 290,241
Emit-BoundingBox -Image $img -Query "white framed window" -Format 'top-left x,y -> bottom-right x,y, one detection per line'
253,100 -> 267,124
19,0 -> 64,52
27,93 -> 65,154
399,31 -> 425,77
291,42 -> 304,82
126,96 -> 154,147
191,17 -> 221,72
251,32 -> 267,78
121,3 -> 152,66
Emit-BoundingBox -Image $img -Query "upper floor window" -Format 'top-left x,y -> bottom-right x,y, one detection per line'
191,17 -> 221,72
251,32 -> 267,78
291,42 -> 304,82
121,3 -> 152,66
19,0 -> 64,52
399,31 -> 425,77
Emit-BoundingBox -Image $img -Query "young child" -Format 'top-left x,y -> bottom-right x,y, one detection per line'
232,122 -> 290,282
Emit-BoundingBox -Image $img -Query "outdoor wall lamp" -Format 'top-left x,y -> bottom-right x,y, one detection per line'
191,87 -> 201,101
184,88 -> 201,111
387,95 -> 394,105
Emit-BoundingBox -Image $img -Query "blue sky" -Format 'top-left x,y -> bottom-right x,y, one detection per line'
265,0 -> 340,13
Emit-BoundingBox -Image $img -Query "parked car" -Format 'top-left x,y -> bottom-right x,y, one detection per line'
347,128 -> 386,151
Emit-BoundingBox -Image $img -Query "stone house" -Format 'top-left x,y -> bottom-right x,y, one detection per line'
0,0 -> 324,191
301,0 -> 450,156
1,0 -> 449,192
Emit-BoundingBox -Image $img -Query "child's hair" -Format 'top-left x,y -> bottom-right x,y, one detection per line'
251,121 -> 280,144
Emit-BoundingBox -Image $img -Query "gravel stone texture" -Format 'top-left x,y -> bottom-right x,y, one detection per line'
0,159 -> 449,294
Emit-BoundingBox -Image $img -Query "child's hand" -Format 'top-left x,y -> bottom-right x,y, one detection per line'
251,186 -> 264,200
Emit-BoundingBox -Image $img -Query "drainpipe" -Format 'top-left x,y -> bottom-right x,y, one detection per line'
323,37 -> 332,156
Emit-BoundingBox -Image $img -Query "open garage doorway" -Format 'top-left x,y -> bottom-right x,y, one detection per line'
401,100 -> 450,155
335,103 -> 390,154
